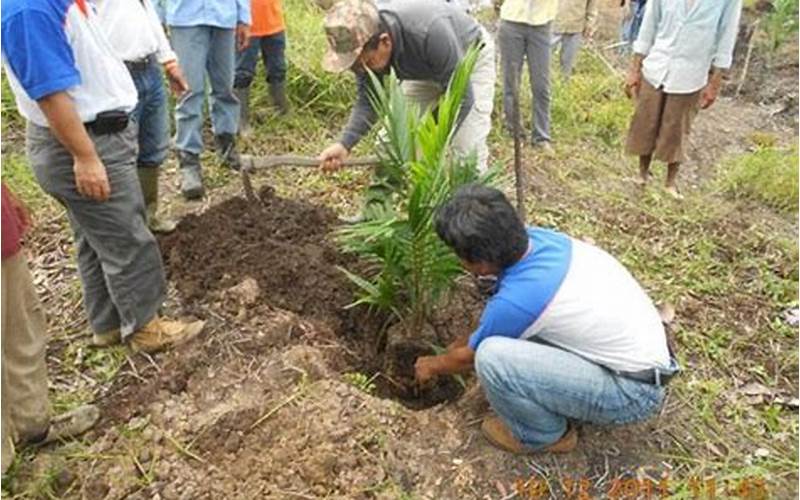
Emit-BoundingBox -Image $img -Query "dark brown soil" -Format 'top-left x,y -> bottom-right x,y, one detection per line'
155,186 -> 474,410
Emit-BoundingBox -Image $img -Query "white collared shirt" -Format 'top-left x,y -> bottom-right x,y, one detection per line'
96,0 -> 176,63
633,0 -> 742,94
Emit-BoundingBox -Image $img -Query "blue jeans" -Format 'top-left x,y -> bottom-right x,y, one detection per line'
170,25 -> 239,155
475,337 -> 666,450
234,31 -> 287,88
128,60 -> 169,167
620,0 -> 648,52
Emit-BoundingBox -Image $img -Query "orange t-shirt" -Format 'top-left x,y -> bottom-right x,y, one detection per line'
251,0 -> 285,37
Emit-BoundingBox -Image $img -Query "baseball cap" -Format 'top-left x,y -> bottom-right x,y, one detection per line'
322,0 -> 380,73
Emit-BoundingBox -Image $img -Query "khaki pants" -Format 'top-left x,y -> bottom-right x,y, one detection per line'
400,30 -> 496,172
1,251 -> 50,473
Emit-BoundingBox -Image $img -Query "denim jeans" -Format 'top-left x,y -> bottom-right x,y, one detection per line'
128,60 -> 170,167
475,337 -> 666,450
551,32 -> 583,78
170,25 -> 239,154
234,31 -> 287,88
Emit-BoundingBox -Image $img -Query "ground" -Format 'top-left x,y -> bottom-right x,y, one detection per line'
1,0 -> 798,498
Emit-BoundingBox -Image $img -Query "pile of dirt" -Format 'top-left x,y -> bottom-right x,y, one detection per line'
156,186 -> 478,409
159,186 -> 354,329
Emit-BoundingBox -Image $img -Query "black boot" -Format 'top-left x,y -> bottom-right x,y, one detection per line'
214,133 -> 241,170
179,151 -> 205,200
269,82 -> 290,115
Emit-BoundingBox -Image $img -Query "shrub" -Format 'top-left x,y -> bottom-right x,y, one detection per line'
722,145 -> 799,214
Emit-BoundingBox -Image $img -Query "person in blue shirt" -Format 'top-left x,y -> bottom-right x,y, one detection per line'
166,0 -> 251,200
415,184 -> 678,454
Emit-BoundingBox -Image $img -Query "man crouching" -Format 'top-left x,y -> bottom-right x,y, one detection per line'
415,184 -> 679,454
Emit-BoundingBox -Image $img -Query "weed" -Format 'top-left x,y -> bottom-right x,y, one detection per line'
720,145 -> 799,214
342,372 -> 377,394
762,0 -> 799,52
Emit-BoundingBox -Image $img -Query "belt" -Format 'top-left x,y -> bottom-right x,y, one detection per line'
124,53 -> 158,72
614,358 -> 681,387
85,110 -> 130,136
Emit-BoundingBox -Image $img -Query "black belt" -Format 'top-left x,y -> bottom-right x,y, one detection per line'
85,110 -> 130,136
124,53 -> 158,72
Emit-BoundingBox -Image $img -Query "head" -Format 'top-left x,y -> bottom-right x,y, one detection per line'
434,184 -> 529,276
322,0 -> 392,74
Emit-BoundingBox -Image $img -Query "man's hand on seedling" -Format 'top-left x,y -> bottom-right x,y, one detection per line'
319,142 -> 349,172
414,355 -> 440,385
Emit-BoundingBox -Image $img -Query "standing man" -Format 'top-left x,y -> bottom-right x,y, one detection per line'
166,0 -> 251,200
318,0 -> 495,218
235,0 -> 290,136
415,184 -> 679,454
551,0 -> 598,78
2,184 -> 99,474
97,0 -> 190,233
2,0 -> 205,352
624,0 -> 742,199
496,0 -> 556,153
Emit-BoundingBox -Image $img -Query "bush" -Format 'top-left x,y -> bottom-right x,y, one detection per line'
722,145 -> 799,214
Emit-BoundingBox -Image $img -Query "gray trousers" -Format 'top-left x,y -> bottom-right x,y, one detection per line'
552,32 -> 583,78
499,20 -> 552,144
26,121 -> 166,339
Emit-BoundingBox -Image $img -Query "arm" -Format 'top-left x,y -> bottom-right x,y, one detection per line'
236,0 -> 252,50
584,0 -> 599,37
711,0 -> 743,71
143,0 -> 188,97
699,0 -> 742,110
38,93 -> 110,201
631,0 -> 660,56
339,71 -> 380,151
415,346 -> 475,383
624,52 -> 645,98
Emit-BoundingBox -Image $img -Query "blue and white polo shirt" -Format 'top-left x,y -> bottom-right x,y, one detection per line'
1,0 -> 137,128
470,227 -> 671,373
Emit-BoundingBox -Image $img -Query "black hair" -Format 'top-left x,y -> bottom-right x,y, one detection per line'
434,184 -> 528,268
363,19 -> 389,51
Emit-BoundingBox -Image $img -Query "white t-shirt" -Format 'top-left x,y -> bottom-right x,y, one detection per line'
2,0 -> 137,128
524,238 -> 671,372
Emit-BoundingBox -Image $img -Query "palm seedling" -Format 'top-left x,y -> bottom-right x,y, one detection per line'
337,45 -> 498,335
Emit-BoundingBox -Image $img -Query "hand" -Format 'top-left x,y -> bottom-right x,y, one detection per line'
624,69 -> 642,99
414,356 -> 439,385
699,80 -> 720,109
318,142 -> 349,172
164,61 -> 189,98
74,154 -> 110,201
583,26 -> 595,40
236,23 -> 251,51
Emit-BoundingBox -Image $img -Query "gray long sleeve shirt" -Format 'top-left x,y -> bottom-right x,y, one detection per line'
339,0 -> 482,150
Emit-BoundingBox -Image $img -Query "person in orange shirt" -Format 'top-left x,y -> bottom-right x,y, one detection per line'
234,0 -> 288,133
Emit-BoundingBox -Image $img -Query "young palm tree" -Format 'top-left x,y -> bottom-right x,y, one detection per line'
337,45 -> 498,334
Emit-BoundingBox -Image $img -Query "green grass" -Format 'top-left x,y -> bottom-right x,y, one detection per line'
721,145 -> 799,214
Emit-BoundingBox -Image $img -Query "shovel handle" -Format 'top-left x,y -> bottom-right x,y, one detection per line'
241,154 -> 380,171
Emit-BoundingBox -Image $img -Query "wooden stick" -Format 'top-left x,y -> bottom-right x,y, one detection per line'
736,20 -> 760,98
240,154 -> 380,171
511,65 -> 526,223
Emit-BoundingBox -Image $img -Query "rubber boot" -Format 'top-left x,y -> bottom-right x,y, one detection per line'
179,151 -> 205,200
235,86 -> 251,137
269,81 -> 290,115
214,133 -> 241,170
137,167 -> 177,233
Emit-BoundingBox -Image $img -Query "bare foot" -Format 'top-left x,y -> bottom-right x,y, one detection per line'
635,173 -> 650,187
665,185 -> 684,200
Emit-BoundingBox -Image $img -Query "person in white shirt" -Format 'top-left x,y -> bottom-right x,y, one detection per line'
97,0 -> 189,233
623,0 -> 742,199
